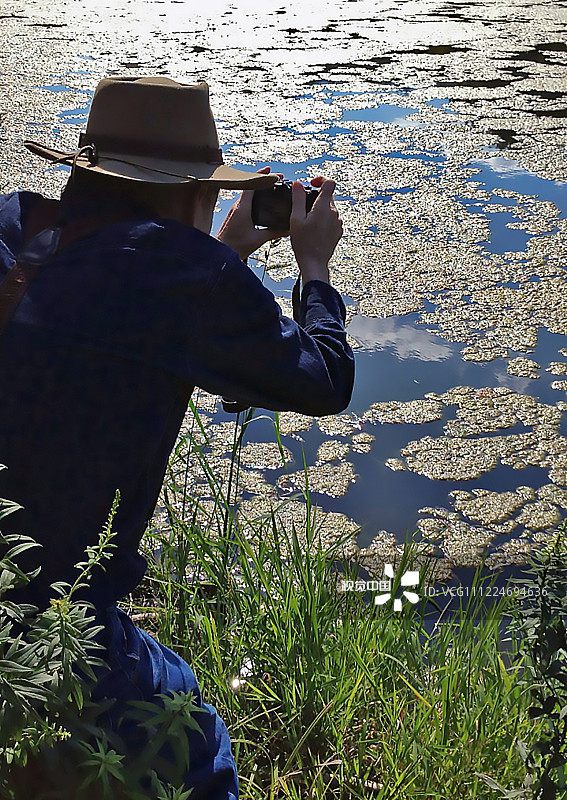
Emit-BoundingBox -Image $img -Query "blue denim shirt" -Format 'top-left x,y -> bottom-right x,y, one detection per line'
0,189 -> 354,609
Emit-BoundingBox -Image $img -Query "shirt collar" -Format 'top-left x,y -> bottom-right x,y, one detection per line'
59,182 -> 153,225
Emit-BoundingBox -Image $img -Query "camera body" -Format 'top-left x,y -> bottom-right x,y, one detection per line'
251,180 -> 319,229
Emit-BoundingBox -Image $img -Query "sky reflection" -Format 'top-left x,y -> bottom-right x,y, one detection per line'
347,315 -> 454,361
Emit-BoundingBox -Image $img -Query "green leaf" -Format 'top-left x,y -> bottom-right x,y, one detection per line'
476,772 -> 506,792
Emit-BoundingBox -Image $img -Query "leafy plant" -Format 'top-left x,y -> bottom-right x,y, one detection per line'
0,491 -> 202,800
478,525 -> 567,800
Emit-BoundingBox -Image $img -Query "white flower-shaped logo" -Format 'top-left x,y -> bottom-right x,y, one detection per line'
375,564 -> 420,611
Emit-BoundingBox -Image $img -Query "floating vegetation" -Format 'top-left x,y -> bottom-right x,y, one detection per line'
277,461 -> 357,498
192,390 -> 220,415
437,386 -> 562,437
385,458 -> 407,472
415,505 -> 522,569
362,399 -> 443,425
450,489 -> 525,524
351,432 -> 375,453
276,411 -> 313,437
515,501 -> 561,530
401,436 -> 501,481
359,531 -> 453,582
537,484 -> 567,508
439,520 -> 495,568
461,344 -> 508,362
316,439 -> 350,463
317,414 -> 360,437
506,357 -> 540,378
238,497 -> 359,559
206,422 -> 239,455
485,538 -> 546,570
399,387 -> 567,483
238,469 -> 278,498
420,280 -> 567,364
548,453 -> 567,487
547,361 -> 567,375
239,441 -> 292,470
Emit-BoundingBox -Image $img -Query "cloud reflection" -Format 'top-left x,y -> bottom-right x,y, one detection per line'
493,368 -> 534,394
481,156 -> 527,175
347,315 -> 454,361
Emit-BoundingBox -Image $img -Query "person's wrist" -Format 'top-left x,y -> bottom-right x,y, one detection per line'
298,259 -> 330,284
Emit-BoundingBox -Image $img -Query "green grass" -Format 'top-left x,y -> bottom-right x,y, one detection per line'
120,404 -> 545,800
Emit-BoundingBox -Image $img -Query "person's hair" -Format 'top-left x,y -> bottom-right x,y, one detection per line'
64,167 -> 219,222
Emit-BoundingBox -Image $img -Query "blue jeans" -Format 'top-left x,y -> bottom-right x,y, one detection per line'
91,605 -> 239,799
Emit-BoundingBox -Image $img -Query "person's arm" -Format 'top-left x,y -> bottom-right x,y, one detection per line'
192,252 -> 354,415
194,176 -> 353,415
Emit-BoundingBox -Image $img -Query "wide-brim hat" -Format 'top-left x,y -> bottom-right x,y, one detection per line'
24,76 -> 277,189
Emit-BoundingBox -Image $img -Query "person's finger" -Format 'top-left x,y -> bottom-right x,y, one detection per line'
290,181 -> 307,221
238,188 -> 255,214
311,178 -> 336,210
319,178 -> 336,197
238,166 -> 275,214
255,167 -> 284,180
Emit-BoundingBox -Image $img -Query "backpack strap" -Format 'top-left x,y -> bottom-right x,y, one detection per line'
0,197 -> 61,337
0,196 -> 134,337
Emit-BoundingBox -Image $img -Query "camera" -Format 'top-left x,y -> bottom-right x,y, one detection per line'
251,180 -> 319,229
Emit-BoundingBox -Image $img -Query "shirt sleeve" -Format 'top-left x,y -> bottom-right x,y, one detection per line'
191,252 -> 355,415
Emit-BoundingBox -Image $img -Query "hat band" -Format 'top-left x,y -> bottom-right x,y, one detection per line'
78,132 -> 224,164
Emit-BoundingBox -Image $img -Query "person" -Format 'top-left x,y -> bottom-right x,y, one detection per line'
0,76 -> 354,797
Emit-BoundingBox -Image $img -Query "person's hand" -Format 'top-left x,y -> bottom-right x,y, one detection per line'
290,176 -> 343,285
216,167 -> 289,261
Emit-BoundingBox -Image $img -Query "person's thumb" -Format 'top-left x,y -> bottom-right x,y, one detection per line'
238,188 -> 255,215
238,167 -> 275,216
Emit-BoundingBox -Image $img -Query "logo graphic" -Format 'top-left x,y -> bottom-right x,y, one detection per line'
374,564 -> 420,611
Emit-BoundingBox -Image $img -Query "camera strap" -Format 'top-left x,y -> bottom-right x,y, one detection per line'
291,275 -> 301,323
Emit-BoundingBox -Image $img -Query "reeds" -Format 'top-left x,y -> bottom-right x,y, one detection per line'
123,402 -> 543,799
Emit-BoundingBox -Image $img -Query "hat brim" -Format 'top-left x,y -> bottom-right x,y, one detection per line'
24,140 -> 278,189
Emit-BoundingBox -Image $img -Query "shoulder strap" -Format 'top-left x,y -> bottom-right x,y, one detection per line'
0,196 -> 134,337
0,197 -> 61,337
22,196 -> 60,241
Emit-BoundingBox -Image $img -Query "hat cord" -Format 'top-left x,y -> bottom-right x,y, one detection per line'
56,145 -> 211,181
50,144 -> 98,176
